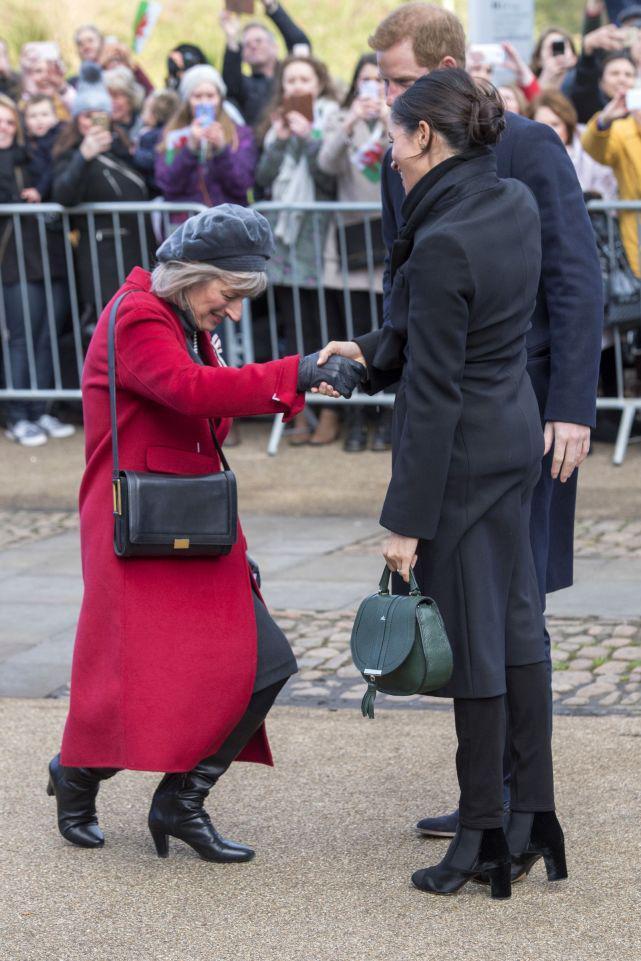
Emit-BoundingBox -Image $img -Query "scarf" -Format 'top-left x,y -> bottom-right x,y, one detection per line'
265,97 -> 338,246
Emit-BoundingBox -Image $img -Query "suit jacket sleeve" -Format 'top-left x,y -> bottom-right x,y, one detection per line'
269,4 -> 311,50
115,294 -> 304,421
379,236 -> 471,541
512,121 -> 602,427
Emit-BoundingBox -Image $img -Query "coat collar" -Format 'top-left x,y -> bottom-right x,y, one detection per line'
390,148 -> 497,280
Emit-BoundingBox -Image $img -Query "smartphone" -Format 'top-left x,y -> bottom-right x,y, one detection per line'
468,43 -> 505,67
551,39 -> 566,56
624,26 -> 640,46
91,112 -> 110,130
359,79 -> 380,100
626,87 -> 641,111
282,93 -> 314,122
194,103 -> 216,127
225,0 -> 254,13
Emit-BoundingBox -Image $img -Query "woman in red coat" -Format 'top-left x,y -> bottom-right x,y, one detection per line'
47,205 -> 364,863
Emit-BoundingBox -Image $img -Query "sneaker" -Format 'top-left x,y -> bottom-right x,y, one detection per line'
4,419 -> 48,447
36,414 -> 76,439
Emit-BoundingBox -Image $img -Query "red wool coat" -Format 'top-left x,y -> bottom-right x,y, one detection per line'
60,268 -> 304,772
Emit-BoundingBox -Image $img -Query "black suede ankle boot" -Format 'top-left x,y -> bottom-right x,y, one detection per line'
507,811 -> 568,882
412,826 -> 511,899
47,753 -> 120,848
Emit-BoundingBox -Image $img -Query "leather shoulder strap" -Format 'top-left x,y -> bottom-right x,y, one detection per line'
107,291 -> 232,478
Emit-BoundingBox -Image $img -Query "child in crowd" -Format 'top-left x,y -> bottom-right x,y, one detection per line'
22,94 -> 64,201
132,89 -> 179,195
155,64 -> 256,216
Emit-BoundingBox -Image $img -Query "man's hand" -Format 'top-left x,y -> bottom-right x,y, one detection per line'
583,24 -> 626,57
219,11 -> 241,51
544,421 -> 591,482
383,533 -> 419,584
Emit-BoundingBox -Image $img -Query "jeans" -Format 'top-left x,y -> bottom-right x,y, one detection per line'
2,280 -> 69,424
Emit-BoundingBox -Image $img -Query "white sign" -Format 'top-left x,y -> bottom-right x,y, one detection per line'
468,0 -> 535,61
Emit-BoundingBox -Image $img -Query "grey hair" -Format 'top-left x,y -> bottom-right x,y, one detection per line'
150,260 -> 267,310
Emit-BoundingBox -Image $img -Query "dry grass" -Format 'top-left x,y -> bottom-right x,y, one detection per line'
5,0 -> 470,86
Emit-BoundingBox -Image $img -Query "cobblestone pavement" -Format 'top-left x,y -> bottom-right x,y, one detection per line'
4,510 -> 640,715
273,610 -> 641,715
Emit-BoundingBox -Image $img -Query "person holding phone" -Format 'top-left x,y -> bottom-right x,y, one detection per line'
155,64 -> 256,218
530,28 -> 578,90
220,0 -> 312,127
255,54 -> 340,445
51,63 -> 152,343
318,53 -> 392,452
582,83 -> 641,274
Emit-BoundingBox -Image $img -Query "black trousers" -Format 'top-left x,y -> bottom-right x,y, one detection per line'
454,662 -> 555,829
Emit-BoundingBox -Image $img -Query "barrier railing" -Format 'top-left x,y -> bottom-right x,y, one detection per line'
1,199 -> 639,462
587,199 -> 641,465
250,201 -> 390,454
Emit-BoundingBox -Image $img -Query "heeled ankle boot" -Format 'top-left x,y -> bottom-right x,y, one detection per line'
148,759 -> 255,863
412,827 -> 512,899
508,811 -> 568,882
47,753 -> 120,848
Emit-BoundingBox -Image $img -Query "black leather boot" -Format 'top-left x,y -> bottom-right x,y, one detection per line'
148,760 -> 255,863
508,811 -> 567,882
412,827 -> 512,899
148,680 -> 286,862
343,407 -> 368,452
370,407 -> 392,452
47,753 -> 120,848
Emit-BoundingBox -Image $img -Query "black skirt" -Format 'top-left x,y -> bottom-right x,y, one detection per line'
252,593 -> 298,692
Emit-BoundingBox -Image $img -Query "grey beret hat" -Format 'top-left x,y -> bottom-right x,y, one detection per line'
156,205 -> 275,272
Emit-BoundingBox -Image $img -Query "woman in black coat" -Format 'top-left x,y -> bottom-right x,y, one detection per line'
51,64 -> 154,343
318,70 -> 567,900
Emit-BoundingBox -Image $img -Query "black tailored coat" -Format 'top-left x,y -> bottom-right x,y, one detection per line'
357,151 -> 546,698
381,113 -> 603,598
52,141 -> 154,328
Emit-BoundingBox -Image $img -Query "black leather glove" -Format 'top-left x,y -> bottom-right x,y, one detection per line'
297,351 -> 365,399
247,552 -> 261,589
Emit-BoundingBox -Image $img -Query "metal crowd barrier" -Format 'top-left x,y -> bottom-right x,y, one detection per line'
587,199 -> 641,466
2,199 -> 639,463
250,201 -> 390,454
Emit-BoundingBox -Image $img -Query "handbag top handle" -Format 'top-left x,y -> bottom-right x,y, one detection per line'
107,291 -> 232,484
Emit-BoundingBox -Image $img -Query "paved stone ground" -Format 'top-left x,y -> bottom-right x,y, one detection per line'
4,509 -> 638,716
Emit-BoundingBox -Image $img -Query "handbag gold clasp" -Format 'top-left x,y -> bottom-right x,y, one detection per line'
173,538 -> 190,550
112,479 -> 122,516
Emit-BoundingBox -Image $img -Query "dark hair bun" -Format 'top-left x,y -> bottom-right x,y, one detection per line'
468,84 -> 506,146
79,61 -> 103,84
391,68 -> 506,154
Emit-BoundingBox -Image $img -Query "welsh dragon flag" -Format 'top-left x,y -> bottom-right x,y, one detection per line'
132,1 -> 162,53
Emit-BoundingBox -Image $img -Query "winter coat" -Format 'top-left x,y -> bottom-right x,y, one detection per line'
318,111 -> 387,293
154,125 -> 257,212
26,122 -> 65,199
356,152 -> 546,699
60,267 -> 305,771
582,114 -> 641,276
0,142 -> 66,285
51,139 -> 154,317
255,114 -> 338,288
381,111 -> 603,597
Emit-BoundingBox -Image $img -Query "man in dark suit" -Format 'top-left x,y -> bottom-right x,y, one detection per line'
371,3 -> 603,836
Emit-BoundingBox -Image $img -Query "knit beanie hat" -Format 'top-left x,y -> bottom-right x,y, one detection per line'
179,64 -> 227,102
72,62 -> 112,116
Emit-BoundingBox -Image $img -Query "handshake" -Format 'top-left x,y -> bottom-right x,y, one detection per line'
296,342 -> 367,399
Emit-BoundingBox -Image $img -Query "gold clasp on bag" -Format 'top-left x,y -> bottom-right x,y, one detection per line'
112,479 -> 122,516
173,538 -> 190,550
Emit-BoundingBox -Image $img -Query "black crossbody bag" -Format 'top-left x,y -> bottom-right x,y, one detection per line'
108,292 -> 238,558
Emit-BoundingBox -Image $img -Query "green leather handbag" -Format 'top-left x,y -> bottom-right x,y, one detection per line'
350,567 -> 453,718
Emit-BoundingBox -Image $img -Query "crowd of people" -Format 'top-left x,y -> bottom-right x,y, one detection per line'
1,0 -> 640,447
